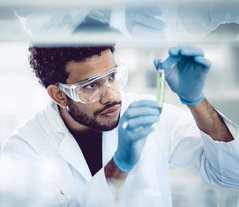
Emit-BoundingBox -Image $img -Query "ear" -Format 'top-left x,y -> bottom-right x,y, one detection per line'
47,85 -> 68,108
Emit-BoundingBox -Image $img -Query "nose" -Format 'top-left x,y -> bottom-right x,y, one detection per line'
100,85 -> 117,104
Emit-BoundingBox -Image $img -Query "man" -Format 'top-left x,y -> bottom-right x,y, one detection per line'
0,44 -> 239,206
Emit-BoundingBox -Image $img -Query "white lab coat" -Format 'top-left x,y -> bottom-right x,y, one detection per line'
0,91 -> 239,207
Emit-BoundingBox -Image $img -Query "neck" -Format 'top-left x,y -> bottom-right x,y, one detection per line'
58,105 -> 95,134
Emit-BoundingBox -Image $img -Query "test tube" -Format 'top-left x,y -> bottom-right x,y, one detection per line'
156,62 -> 165,113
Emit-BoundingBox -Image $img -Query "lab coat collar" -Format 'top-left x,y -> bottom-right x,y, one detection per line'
44,99 -> 67,134
102,128 -> 118,167
44,98 -> 120,182
45,99 -> 92,182
58,133 -> 92,182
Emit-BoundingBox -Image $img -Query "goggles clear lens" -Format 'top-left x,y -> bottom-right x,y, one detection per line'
57,63 -> 128,104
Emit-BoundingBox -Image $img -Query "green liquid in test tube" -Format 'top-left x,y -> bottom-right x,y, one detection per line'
156,68 -> 165,113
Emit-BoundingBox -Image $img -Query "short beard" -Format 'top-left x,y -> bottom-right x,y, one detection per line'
67,97 -> 121,132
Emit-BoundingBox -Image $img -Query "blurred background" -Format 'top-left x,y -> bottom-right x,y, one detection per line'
1,0 -> 239,206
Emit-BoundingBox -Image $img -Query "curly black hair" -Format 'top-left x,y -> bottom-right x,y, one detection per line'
29,45 -> 115,88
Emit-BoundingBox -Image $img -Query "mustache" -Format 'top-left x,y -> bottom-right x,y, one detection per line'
93,100 -> 122,117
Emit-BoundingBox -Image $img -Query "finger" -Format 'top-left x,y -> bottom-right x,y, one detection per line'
131,126 -> 155,141
162,46 -> 187,69
134,12 -> 165,30
127,115 -> 159,130
125,107 -> 160,119
180,47 -> 204,57
129,100 -> 159,108
143,6 -> 162,17
161,46 -> 205,69
169,45 -> 204,57
194,56 -> 211,70
154,59 -> 163,70
161,55 -> 182,69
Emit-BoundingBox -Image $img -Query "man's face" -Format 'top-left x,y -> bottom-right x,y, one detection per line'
65,49 -> 121,132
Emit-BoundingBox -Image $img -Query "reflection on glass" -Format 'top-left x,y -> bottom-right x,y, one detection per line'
0,2 -> 238,41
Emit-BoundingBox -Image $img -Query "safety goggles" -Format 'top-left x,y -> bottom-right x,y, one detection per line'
56,63 -> 128,104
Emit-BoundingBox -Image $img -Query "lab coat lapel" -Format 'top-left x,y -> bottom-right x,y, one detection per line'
102,128 -> 118,166
46,100 -> 92,182
53,156 -> 79,199
58,133 -> 92,182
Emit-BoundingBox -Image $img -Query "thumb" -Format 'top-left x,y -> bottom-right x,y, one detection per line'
154,59 -> 163,70
161,55 -> 182,69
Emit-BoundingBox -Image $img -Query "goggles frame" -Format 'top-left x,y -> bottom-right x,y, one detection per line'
56,63 -> 128,104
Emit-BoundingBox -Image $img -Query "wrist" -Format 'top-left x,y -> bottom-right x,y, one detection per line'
179,92 -> 204,106
113,152 -> 133,173
105,158 -> 128,182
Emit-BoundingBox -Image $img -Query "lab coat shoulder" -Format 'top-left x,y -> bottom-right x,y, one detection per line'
0,101 -> 78,205
0,100 -> 118,206
2,102 -> 63,160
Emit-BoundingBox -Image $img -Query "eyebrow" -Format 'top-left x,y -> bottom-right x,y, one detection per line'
78,64 -> 117,84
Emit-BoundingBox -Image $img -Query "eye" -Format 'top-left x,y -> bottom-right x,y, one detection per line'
109,71 -> 118,81
84,82 -> 99,90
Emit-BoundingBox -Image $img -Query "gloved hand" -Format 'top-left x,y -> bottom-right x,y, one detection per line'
154,45 -> 211,105
125,6 -> 166,39
113,100 -> 160,173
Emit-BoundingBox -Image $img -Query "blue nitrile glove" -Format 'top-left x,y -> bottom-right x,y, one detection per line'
125,6 -> 166,39
154,45 -> 211,105
113,100 -> 160,173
